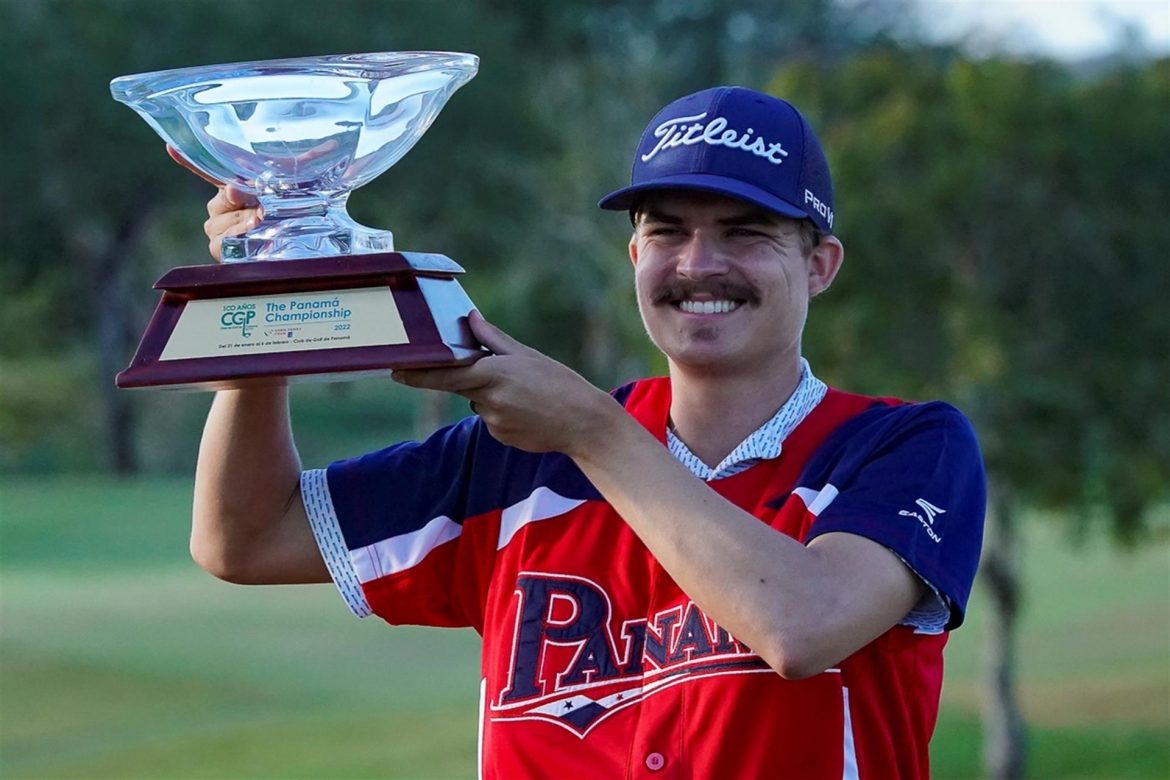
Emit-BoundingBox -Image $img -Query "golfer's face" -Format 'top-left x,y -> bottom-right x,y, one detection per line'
629,191 -> 813,374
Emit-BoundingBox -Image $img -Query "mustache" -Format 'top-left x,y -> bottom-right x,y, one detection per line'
649,279 -> 760,306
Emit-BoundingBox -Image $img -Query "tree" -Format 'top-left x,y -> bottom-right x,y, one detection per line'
3,0 -> 877,471
0,0 -> 532,471
774,49 -> 1170,777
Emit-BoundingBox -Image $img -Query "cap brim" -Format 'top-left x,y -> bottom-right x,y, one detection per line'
598,173 -> 812,222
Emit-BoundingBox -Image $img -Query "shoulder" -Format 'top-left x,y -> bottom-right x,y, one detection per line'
800,392 -> 987,630
814,392 -> 982,472
611,376 -> 669,408
608,377 -> 672,436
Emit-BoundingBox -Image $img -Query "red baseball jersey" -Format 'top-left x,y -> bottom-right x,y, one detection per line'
302,378 -> 986,779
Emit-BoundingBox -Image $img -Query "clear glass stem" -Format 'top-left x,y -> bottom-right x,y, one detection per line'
258,192 -> 344,221
220,192 -> 395,262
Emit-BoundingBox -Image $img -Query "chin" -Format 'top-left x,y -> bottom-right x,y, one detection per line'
664,346 -> 749,375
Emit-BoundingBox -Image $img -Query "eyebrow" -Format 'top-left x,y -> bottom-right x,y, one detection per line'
717,212 -> 784,227
638,209 -> 684,225
638,208 -> 783,228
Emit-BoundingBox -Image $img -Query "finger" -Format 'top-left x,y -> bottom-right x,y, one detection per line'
166,145 -> 223,187
205,208 -> 260,238
205,209 -> 261,261
468,311 -> 529,357
207,186 -> 261,219
223,183 -> 261,210
205,203 -> 260,233
391,366 -> 493,394
207,188 -> 234,217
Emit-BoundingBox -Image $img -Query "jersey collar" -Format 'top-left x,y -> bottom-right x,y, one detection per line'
666,358 -> 828,481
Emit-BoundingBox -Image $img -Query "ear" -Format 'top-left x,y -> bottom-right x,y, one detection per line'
808,235 -> 844,297
628,233 -> 640,268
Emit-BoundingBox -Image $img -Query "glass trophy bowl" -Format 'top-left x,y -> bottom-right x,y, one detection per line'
111,51 -> 478,261
111,52 -> 486,391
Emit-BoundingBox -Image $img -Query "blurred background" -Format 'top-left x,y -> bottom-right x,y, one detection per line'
1,0 -> 1167,777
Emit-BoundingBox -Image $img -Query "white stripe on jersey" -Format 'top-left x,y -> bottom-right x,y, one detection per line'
351,514 -> 462,584
793,483 -> 841,515
304,476 -> 589,612
842,686 -> 859,780
498,487 -> 586,549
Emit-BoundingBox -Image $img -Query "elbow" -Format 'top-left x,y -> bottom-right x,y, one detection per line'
758,631 -> 836,681
190,528 -> 255,584
190,536 -> 235,582
770,657 -> 828,682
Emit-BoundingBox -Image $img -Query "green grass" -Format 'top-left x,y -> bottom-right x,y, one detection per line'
938,522 -> 1170,730
2,476 -> 1168,778
927,521 -> 1170,778
1,477 -> 482,779
931,712 -> 1170,780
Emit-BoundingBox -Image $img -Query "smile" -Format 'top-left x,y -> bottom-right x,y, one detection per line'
675,299 -> 742,314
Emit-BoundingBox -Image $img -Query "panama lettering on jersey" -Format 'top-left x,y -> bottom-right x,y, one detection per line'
492,573 -> 764,737
302,376 -> 986,779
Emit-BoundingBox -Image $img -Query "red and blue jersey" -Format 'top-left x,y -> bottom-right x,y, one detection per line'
302,377 -> 985,779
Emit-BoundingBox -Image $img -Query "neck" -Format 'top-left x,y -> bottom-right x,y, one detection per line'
667,353 -> 804,469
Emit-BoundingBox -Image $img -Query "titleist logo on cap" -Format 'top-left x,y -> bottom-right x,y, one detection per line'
641,111 -> 790,165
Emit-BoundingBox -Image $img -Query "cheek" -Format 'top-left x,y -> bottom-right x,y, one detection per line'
772,257 -> 810,298
632,267 -> 654,321
632,270 -> 669,351
633,260 -> 665,301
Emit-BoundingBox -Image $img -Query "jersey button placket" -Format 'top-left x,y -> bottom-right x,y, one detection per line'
645,752 -> 666,771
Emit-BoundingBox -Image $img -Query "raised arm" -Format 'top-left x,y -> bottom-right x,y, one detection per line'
394,315 -> 926,679
182,155 -> 326,583
564,417 -> 923,679
191,386 -> 326,583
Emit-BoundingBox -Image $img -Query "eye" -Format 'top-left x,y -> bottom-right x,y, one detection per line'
646,226 -> 684,238
727,227 -> 766,238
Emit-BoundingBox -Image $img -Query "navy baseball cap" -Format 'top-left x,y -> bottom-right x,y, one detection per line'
598,86 -> 835,232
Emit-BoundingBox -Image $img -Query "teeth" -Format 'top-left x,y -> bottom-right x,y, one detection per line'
678,299 -> 739,314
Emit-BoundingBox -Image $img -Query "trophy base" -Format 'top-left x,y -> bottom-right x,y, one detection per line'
117,252 -> 485,391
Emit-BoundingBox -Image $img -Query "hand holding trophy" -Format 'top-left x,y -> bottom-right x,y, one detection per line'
111,52 -> 483,390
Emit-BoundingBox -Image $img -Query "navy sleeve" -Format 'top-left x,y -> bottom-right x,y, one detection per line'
803,402 -> 987,630
328,415 -> 504,551
325,382 -> 633,550
326,415 -> 598,552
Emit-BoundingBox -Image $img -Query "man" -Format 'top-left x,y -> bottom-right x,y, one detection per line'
191,86 -> 985,778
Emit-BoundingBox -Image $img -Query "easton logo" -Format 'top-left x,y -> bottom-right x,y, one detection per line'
491,572 -> 769,737
899,498 -> 946,543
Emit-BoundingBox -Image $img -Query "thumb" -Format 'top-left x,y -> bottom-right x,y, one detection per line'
469,310 -> 527,356
224,183 -> 261,209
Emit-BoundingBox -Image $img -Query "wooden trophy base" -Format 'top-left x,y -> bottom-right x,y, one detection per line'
116,252 -> 485,391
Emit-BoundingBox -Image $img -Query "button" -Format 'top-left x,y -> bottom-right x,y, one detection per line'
645,752 -> 666,771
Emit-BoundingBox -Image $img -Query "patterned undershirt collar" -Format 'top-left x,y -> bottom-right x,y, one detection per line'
666,359 -> 828,481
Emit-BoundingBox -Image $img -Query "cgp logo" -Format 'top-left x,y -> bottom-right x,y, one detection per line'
220,302 -> 256,337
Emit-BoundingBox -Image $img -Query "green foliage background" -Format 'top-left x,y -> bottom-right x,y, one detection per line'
1,1 -> 1168,777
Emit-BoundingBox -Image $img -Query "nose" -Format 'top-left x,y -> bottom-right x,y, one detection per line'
675,230 -> 728,280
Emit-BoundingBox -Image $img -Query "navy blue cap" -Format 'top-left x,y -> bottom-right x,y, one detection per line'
598,86 -> 835,232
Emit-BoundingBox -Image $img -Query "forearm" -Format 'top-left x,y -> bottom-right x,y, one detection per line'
389,316 -> 919,669
569,403 -> 916,678
191,385 -> 304,579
